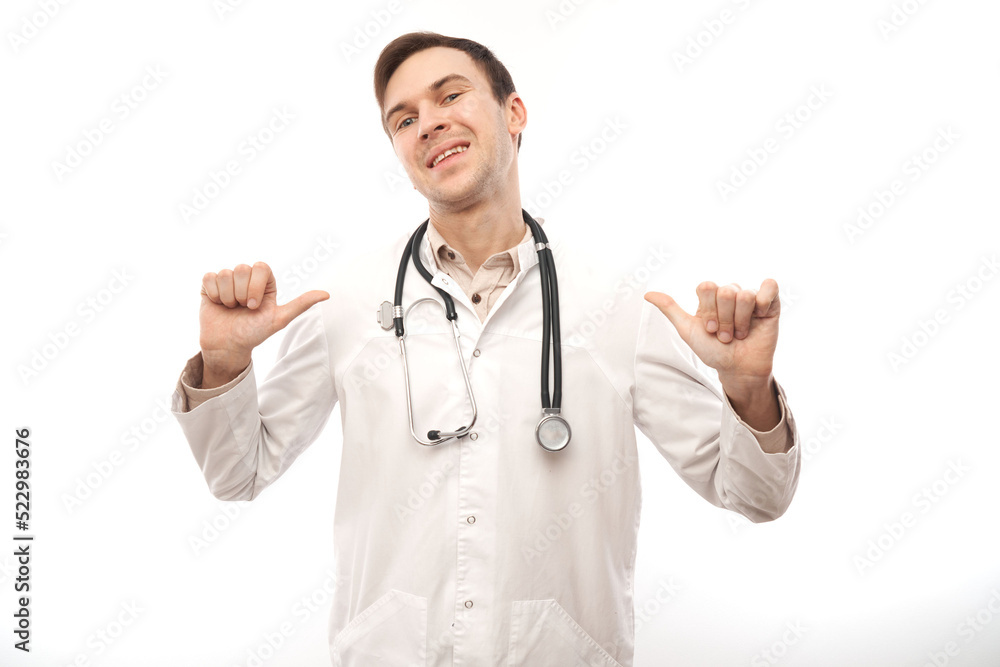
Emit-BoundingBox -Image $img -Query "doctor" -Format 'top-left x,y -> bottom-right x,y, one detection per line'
171,31 -> 800,666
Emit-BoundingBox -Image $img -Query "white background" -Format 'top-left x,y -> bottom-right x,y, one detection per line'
2,0 -> 999,665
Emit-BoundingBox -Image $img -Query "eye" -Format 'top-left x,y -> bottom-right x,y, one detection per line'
396,93 -> 463,131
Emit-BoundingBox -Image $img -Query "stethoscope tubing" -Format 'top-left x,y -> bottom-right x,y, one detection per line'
523,214 -> 561,411
393,209 -> 564,447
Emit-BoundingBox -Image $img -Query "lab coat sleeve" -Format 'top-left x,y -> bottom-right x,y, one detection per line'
170,303 -> 337,501
632,300 -> 800,522
175,358 -> 253,412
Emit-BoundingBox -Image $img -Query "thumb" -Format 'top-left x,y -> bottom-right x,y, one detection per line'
275,290 -> 330,330
644,291 -> 693,343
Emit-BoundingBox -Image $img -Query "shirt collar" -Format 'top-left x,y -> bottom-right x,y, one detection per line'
421,216 -> 544,276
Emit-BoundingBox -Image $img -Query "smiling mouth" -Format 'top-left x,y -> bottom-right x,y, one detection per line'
429,144 -> 469,169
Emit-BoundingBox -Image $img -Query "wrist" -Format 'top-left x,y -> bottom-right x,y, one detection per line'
200,350 -> 251,389
719,373 -> 780,432
718,372 -> 773,400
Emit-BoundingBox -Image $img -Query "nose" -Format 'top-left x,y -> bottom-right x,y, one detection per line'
417,104 -> 449,141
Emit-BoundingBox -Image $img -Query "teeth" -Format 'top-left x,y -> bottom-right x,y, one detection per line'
432,145 -> 467,167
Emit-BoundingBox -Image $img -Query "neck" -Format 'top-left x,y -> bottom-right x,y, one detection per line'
427,186 -> 526,274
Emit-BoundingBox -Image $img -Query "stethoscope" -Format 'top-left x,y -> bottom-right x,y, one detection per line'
376,208 -> 571,452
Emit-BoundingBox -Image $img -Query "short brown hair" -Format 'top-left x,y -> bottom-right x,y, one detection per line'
373,31 -> 521,151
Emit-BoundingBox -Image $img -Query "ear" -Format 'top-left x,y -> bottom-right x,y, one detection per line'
505,91 -> 527,141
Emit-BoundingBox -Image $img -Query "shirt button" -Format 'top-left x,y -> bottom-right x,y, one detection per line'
467,515 -> 476,524
448,251 -> 456,259
471,293 -> 481,304
473,349 -> 481,357
469,432 -> 478,441
464,600 -> 473,608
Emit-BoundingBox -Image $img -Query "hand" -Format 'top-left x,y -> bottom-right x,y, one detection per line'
643,279 -> 780,386
199,261 -> 329,386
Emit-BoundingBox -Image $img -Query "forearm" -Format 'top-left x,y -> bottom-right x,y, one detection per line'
201,350 -> 252,389
719,373 -> 781,433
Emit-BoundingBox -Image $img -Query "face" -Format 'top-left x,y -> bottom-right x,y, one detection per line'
383,47 -> 525,212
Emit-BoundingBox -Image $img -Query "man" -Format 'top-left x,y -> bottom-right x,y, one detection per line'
171,31 -> 800,666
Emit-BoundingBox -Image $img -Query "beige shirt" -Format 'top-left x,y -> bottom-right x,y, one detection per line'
176,220 -> 792,454
424,219 -> 532,324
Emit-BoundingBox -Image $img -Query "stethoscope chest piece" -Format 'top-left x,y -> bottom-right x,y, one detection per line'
536,409 -> 571,452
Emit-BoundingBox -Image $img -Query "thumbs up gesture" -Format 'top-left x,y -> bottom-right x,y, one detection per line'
198,261 -> 329,388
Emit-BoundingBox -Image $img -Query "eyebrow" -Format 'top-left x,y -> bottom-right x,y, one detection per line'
384,73 -> 474,128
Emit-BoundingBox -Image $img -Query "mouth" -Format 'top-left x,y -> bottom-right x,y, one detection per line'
427,142 -> 470,169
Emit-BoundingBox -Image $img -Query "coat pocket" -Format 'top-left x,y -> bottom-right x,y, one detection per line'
332,589 -> 428,667
507,599 -> 623,667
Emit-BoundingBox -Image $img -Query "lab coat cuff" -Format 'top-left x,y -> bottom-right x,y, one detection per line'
724,382 -> 794,455
173,351 -> 254,412
171,355 -> 262,493
719,379 -> 800,519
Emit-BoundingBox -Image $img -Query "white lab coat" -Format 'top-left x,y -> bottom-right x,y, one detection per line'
171,217 -> 801,666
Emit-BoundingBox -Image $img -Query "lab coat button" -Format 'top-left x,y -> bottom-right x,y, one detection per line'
466,515 -> 476,524
469,432 -> 478,441
464,600 -> 473,608
473,349 -> 481,357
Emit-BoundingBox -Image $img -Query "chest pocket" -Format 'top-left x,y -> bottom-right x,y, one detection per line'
507,599 -> 623,666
